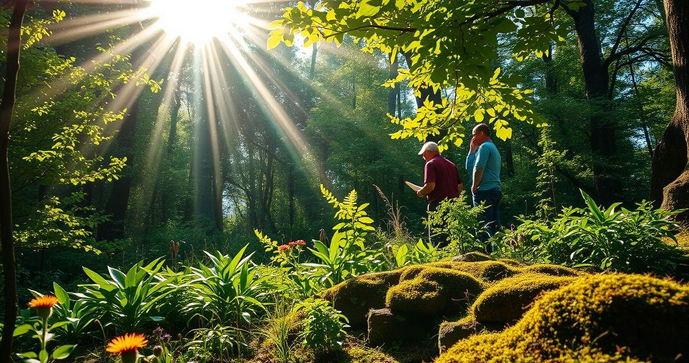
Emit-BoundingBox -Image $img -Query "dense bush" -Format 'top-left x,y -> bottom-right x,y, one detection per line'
497,191 -> 684,274
426,194 -> 486,253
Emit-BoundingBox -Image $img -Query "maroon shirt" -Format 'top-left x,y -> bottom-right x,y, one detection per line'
424,155 -> 461,204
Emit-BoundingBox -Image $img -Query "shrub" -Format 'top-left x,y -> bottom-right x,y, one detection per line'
497,190 -> 684,274
426,194 -> 486,253
181,246 -> 269,329
437,274 -> 689,362
79,258 -> 175,332
296,299 -> 349,354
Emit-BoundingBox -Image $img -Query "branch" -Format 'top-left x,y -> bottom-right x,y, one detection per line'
604,31 -> 663,67
608,0 -> 643,59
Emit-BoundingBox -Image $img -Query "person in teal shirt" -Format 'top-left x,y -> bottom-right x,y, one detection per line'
466,123 -> 502,252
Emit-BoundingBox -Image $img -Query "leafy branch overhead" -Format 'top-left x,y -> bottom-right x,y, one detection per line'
269,0 -> 585,148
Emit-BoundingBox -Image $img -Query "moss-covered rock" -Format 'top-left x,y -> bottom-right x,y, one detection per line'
445,260 -> 518,282
497,258 -> 525,267
321,270 -> 401,328
385,278 -> 446,315
437,274 -> 689,362
398,265 -> 427,281
472,273 -> 576,323
367,308 -> 436,347
520,264 -> 581,277
450,251 -> 493,262
387,268 -> 483,315
438,316 -> 504,353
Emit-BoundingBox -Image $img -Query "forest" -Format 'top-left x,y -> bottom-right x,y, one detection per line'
0,0 -> 688,362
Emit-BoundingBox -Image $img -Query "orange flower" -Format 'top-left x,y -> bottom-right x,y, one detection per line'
106,333 -> 148,355
278,244 -> 290,252
28,295 -> 58,309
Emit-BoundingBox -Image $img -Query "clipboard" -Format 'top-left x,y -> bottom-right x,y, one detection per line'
405,181 -> 422,192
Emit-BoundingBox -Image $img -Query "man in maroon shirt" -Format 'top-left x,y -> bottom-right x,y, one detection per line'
416,142 -> 463,245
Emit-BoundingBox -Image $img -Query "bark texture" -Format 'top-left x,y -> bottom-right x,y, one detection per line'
0,2 -> 27,360
651,0 -> 689,225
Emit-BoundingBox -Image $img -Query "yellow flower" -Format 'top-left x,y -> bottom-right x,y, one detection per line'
28,295 -> 58,308
107,333 -> 148,363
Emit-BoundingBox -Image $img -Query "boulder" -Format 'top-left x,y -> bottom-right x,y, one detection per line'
438,318 -> 504,353
367,308 -> 435,347
321,270 -> 401,328
472,273 -> 576,324
385,278 -> 446,315
438,274 -> 689,362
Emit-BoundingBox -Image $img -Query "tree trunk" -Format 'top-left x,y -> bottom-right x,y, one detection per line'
565,0 -> 619,205
388,58 -> 399,116
651,0 -> 689,225
0,2 -> 27,360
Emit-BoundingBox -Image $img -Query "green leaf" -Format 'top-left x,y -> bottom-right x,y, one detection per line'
13,324 -> 33,337
53,282 -> 70,307
39,350 -> 48,363
52,345 -> 76,360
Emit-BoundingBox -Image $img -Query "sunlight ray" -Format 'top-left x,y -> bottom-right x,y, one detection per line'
45,9 -> 151,46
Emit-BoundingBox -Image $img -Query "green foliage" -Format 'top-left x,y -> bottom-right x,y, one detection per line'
426,193 -> 487,253
15,192 -> 106,254
295,299 -> 349,353
78,258 -> 175,332
15,292 -> 76,363
184,325 -> 241,362
259,298 -> 301,363
497,190 -> 684,274
270,0 -> 571,148
181,246 -> 269,328
51,283 -> 95,343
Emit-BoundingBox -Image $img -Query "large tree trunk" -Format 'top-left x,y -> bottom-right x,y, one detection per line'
565,0 -> 619,205
651,0 -> 689,225
0,2 -> 27,360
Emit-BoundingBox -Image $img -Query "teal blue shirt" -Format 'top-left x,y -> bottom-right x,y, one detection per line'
466,140 -> 502,191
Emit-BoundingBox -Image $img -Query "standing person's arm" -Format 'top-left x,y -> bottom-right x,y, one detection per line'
418,161 -> 436,198
472,144 -> 490,194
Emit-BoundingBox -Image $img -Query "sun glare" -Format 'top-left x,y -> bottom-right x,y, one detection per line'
147,0 -> 246,44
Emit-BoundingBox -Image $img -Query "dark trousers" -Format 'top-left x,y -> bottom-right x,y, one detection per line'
473,188 -> 502,252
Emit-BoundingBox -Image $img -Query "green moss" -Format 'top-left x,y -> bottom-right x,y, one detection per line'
472,273 -> 576,323
321,270 -> 401,328
387,267 -> 484,315
440,260 -> 518,282
497,258 -> 525,267
386,278 -> 446,315
438,274 -> 689,362
451,251 -> 493,262
520,264 -> 581,277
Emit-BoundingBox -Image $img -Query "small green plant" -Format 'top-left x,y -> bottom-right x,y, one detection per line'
181,246 -> 269,335
15,294 -> 75,362
184,325 -> 241,362
426,194 -> 487,253
79,258 -> 176,332
295,299 -> 349,354
259,298 -> 300,363
51,282 -> 95,342
497,190 -> 684,274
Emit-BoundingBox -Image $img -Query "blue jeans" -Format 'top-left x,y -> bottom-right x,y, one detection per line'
473,188 -> 502,252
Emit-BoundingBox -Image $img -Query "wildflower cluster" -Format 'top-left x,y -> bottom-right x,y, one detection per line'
279,239 -> 307,252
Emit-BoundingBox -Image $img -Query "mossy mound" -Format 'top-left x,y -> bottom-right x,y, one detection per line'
437,274 -> 689,362
444,260 -> 518,282
450,251 -> 493,262
321,270 -> 401,328
472,273 -> 577,323
387,268 -> 483,315
385,278 -> 445,315
398,265 -> 427,281
520,264 -> 581,277
497,258 -> 525,267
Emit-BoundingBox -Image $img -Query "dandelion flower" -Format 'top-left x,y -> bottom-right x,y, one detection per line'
107,333 -> 148,363
28,295 -> 58,320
